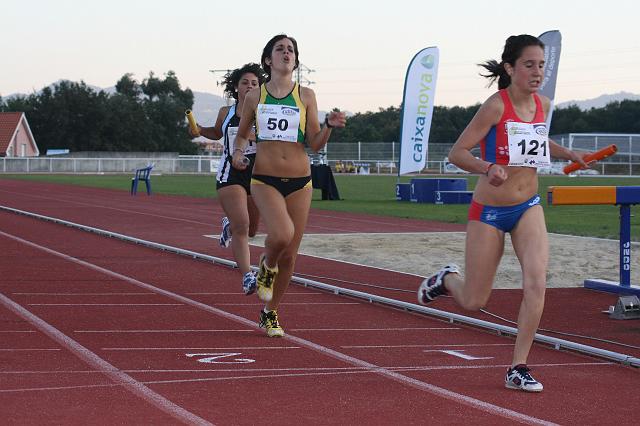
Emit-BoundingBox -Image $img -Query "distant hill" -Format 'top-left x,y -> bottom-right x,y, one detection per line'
190,91 -> 228,126
556,91 -> 640,110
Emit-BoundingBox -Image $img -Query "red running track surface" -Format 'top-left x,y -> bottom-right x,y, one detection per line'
0,178 -> 638,425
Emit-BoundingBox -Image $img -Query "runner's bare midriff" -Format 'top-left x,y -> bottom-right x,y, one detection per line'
474,166 -> 539,206
253,141 -> 310,177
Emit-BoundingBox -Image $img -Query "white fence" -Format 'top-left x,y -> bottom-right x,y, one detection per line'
3,133 -> 640,175
0,155 -> 457,175
0,157 -> 221,174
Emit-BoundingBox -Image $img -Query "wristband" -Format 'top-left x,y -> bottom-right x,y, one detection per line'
485,163 -> 495,176
324,115 -> 334,129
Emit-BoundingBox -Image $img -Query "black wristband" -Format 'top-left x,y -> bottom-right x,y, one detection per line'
324,115 -> 334,129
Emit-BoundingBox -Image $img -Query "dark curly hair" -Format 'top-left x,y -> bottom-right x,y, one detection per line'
221,63 -> 266,100
261,34 -> 299,80
479,34 -> 545,89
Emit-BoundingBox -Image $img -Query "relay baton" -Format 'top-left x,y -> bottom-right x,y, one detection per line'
185,110 -> 200,136
563,144 -> 617,174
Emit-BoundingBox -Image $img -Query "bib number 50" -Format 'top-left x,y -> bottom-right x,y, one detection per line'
267,117 -> 289,131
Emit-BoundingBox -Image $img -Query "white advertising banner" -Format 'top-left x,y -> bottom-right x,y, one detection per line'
538,30 -> 562,129
398,47 -> 439,175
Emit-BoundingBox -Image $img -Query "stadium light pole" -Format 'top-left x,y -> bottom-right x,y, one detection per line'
296,63 -> 315,86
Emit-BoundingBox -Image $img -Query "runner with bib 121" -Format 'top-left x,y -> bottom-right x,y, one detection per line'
418,34 -> 592,393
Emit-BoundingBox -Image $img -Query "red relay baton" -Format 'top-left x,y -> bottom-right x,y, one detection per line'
563,144 -> 617,174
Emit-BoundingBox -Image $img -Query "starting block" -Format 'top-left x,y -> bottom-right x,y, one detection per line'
608,295 -> 640,320
548,186 -> 640,296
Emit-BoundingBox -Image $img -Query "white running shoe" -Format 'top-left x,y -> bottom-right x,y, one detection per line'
417,263 -> 460,304
505,365 -> 544,392
242,272 -> 257,296
219,216 -> 231,248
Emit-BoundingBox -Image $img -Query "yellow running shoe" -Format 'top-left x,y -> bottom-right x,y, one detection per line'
259,309 -> 284,337
256,254 -> 278,302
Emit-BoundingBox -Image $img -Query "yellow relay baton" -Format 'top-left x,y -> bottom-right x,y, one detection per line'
185,110 -> 200,136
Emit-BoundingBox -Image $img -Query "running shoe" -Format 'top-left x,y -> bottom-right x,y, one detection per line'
219,216 -> 231,248
242,271 -> 257,296
505,364 -> 543,392
417,263 -> 460,304
256,254 -> 278,302
259,309 -> 284,337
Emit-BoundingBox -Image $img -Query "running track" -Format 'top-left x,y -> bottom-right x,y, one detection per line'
0,178 -> 638,425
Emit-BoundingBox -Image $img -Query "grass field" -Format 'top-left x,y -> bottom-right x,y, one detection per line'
2,173 -> 639,240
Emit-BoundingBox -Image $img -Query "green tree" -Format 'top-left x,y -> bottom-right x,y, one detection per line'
3,81 -> 110,152
140,71 -> 196,153
1,72 -> 197,154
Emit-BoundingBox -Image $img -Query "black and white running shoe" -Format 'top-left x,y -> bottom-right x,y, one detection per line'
219,216 -> 231,248
505,364 -> 543,392
417,264 -> 460,304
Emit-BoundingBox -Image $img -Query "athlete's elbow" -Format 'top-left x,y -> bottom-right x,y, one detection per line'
448,148 -> 464,167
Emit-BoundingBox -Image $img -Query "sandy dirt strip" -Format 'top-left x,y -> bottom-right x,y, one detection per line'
249,232 -> 636,289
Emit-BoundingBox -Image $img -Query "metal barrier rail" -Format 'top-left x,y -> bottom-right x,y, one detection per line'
1,204 -> 638,367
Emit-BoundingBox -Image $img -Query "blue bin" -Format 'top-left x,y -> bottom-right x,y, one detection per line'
396,183 -> 411,201
410,178 -> 467,203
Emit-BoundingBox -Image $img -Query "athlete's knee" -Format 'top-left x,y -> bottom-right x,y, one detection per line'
459,286 -> 491,311
268,228 -> 294,251
459,297 -> 488,311
230,219 -> 249,236
523,280 -> 546,301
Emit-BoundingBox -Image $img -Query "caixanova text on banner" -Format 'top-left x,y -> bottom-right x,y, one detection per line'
398,46 -> 439,175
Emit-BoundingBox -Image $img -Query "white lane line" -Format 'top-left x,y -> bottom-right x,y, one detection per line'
0,362 -> 614,395
434,350 -> 493,361
2,230 -> 555,425
216,302 -> 359,306
0,189 -> 211,226
31,303 -> 356,307
185,292 -> 324,295
13,292 -> 322,296
28,304 -> 183,306
0,330 -> 36,333
303,232 -> 469,237
291,327 -> 459,331
101,347 -> 300,350
75,329 -> 254,333
0,361 -> 615,376
14,292 -> 154,296
0,348 -> 61,351
343,344 -> 514,349
0,292 -> 211,425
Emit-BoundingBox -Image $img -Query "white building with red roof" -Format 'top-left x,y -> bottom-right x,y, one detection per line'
0,112 -> 40,157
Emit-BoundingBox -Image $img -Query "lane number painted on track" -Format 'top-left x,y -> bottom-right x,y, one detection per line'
185,352 -> 255,364
437,350 -> 493,360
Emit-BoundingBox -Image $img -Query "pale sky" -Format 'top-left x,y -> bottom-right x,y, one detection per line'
2,0 -> 639,113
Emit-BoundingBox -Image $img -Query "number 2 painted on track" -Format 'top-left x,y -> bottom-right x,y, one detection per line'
185,352 -> 255,364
